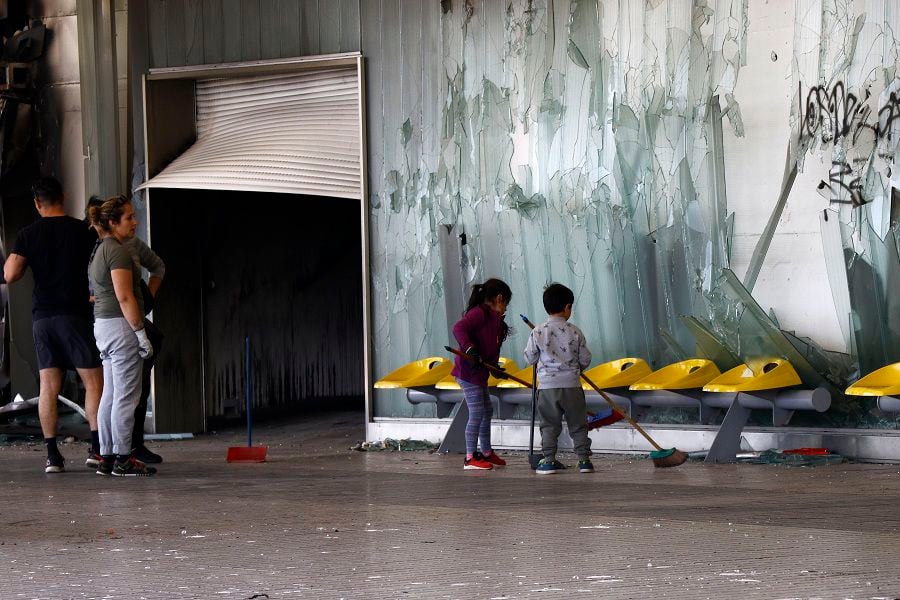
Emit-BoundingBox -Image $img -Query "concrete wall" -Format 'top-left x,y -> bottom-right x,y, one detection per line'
31,0 -> 85,213
725,0 -> 843,351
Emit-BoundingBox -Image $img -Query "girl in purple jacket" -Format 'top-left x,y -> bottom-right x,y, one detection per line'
452,278 -> 512,470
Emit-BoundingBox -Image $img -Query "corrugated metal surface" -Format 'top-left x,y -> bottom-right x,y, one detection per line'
141,67 -> 361,197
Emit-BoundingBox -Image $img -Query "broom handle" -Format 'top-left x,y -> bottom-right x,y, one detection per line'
444,346 -> 533,388
518,315 -> 664,452
529,364 -> 537,455
245,335 -> 253,448
579,372 -> 663,451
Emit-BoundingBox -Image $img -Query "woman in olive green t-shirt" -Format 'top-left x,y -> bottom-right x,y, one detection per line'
87,196 -> 156,477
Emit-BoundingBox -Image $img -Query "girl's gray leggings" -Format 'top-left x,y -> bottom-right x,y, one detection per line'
94,317 -> 143,456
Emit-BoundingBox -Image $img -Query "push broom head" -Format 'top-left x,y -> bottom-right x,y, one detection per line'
650,448 -> 688,468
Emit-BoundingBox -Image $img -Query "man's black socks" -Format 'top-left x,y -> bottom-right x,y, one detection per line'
44,436 -> 61,458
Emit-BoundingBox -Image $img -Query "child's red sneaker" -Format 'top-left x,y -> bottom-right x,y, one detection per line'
483,452 -> 506,467
464,453 -> 494,470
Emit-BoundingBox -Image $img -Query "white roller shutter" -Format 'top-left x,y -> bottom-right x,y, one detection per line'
140,67 -> 361,199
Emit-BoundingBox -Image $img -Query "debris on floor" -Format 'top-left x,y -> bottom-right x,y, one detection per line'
350,438 -> 438,452
0,432 -> 40,444
736,448 -> 845,466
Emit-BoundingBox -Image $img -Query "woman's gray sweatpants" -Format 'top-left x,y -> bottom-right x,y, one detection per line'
94,317 -> 142,456
538,387 -> 591,460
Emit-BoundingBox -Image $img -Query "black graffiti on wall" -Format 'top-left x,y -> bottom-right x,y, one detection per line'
799,81 -> 900,207
817,160 -> 865,207
800,81 -> 900,145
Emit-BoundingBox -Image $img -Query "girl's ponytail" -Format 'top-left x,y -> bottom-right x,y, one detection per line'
465,283 -> 486,313
464,278 -> 512,342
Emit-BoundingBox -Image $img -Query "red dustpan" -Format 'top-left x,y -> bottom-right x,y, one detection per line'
226,445 -> 267,462
227,336 -> 268,463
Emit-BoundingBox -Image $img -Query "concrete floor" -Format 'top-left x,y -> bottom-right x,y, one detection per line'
2,411 -> 900,599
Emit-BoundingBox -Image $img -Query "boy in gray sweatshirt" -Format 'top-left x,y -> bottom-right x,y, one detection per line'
523,283 -> 593,474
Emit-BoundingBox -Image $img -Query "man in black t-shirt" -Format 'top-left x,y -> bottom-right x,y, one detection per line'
3,177 -> 103,473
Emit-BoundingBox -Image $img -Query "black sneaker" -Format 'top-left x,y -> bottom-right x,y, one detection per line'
45,454 -> 65,474
132,445 -> 163,464
96,457 -> 114,476
112,456 -> 157,477
535,457 -> 565,475
577,459 -> 595,473
86,448 -> 101,470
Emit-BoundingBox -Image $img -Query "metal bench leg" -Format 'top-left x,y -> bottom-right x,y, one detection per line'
699,404 -> 720,425
497,398 -> 516,419
773,406 -> 794,426
437,401 -> 468,454
704,395 -> 751,464
435,400 -> 455,419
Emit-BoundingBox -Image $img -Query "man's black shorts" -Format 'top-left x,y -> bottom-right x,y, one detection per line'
32,315 -> 102,370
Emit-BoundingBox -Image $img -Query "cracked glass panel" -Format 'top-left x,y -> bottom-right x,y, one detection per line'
362,1 -> 900,427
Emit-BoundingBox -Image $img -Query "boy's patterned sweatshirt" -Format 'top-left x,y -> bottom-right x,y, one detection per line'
523,315 -> 592,389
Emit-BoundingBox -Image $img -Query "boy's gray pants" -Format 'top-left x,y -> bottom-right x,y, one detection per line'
538,387 -> 591,460
94,317 -> 143,456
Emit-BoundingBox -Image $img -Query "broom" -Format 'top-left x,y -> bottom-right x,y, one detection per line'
518,316 -> 687,469
226,336 -> 268,463
579,372 -> 688,468
519,315 -> 544,469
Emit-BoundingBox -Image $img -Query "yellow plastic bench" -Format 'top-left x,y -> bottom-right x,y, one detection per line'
624,359 -> 722,424
576,358 -> 653,418
582,358 -> 652,390
374,357 -> 457,417
845,363 -> 900,397
630,359 -> 721,391
374,357 -> 452,389
846,363 -> 900,413
700,359 -> 830,464
703,359 -> 801,393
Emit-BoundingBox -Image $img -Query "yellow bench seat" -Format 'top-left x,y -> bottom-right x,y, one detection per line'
581,358 -> 652,390
630,359 -> 720,391
845,362 -> 900,397
703,359 -> 802,393
374,357 -> 453,389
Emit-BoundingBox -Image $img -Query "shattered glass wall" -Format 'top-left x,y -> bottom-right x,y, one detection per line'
788,0 -> 900,425
360,0 -> 899,425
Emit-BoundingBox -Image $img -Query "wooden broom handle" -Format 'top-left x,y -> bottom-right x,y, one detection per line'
579,372 -> 664,451
444,346 -> 533,389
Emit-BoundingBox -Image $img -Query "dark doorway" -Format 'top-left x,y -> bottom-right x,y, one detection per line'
148,188 -> 364,433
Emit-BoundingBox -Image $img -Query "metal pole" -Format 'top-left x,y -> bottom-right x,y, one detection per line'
528,364 -> 537,455
245,336 -> 252,447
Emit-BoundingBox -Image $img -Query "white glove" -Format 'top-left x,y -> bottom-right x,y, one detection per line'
134,328 -> 154,360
